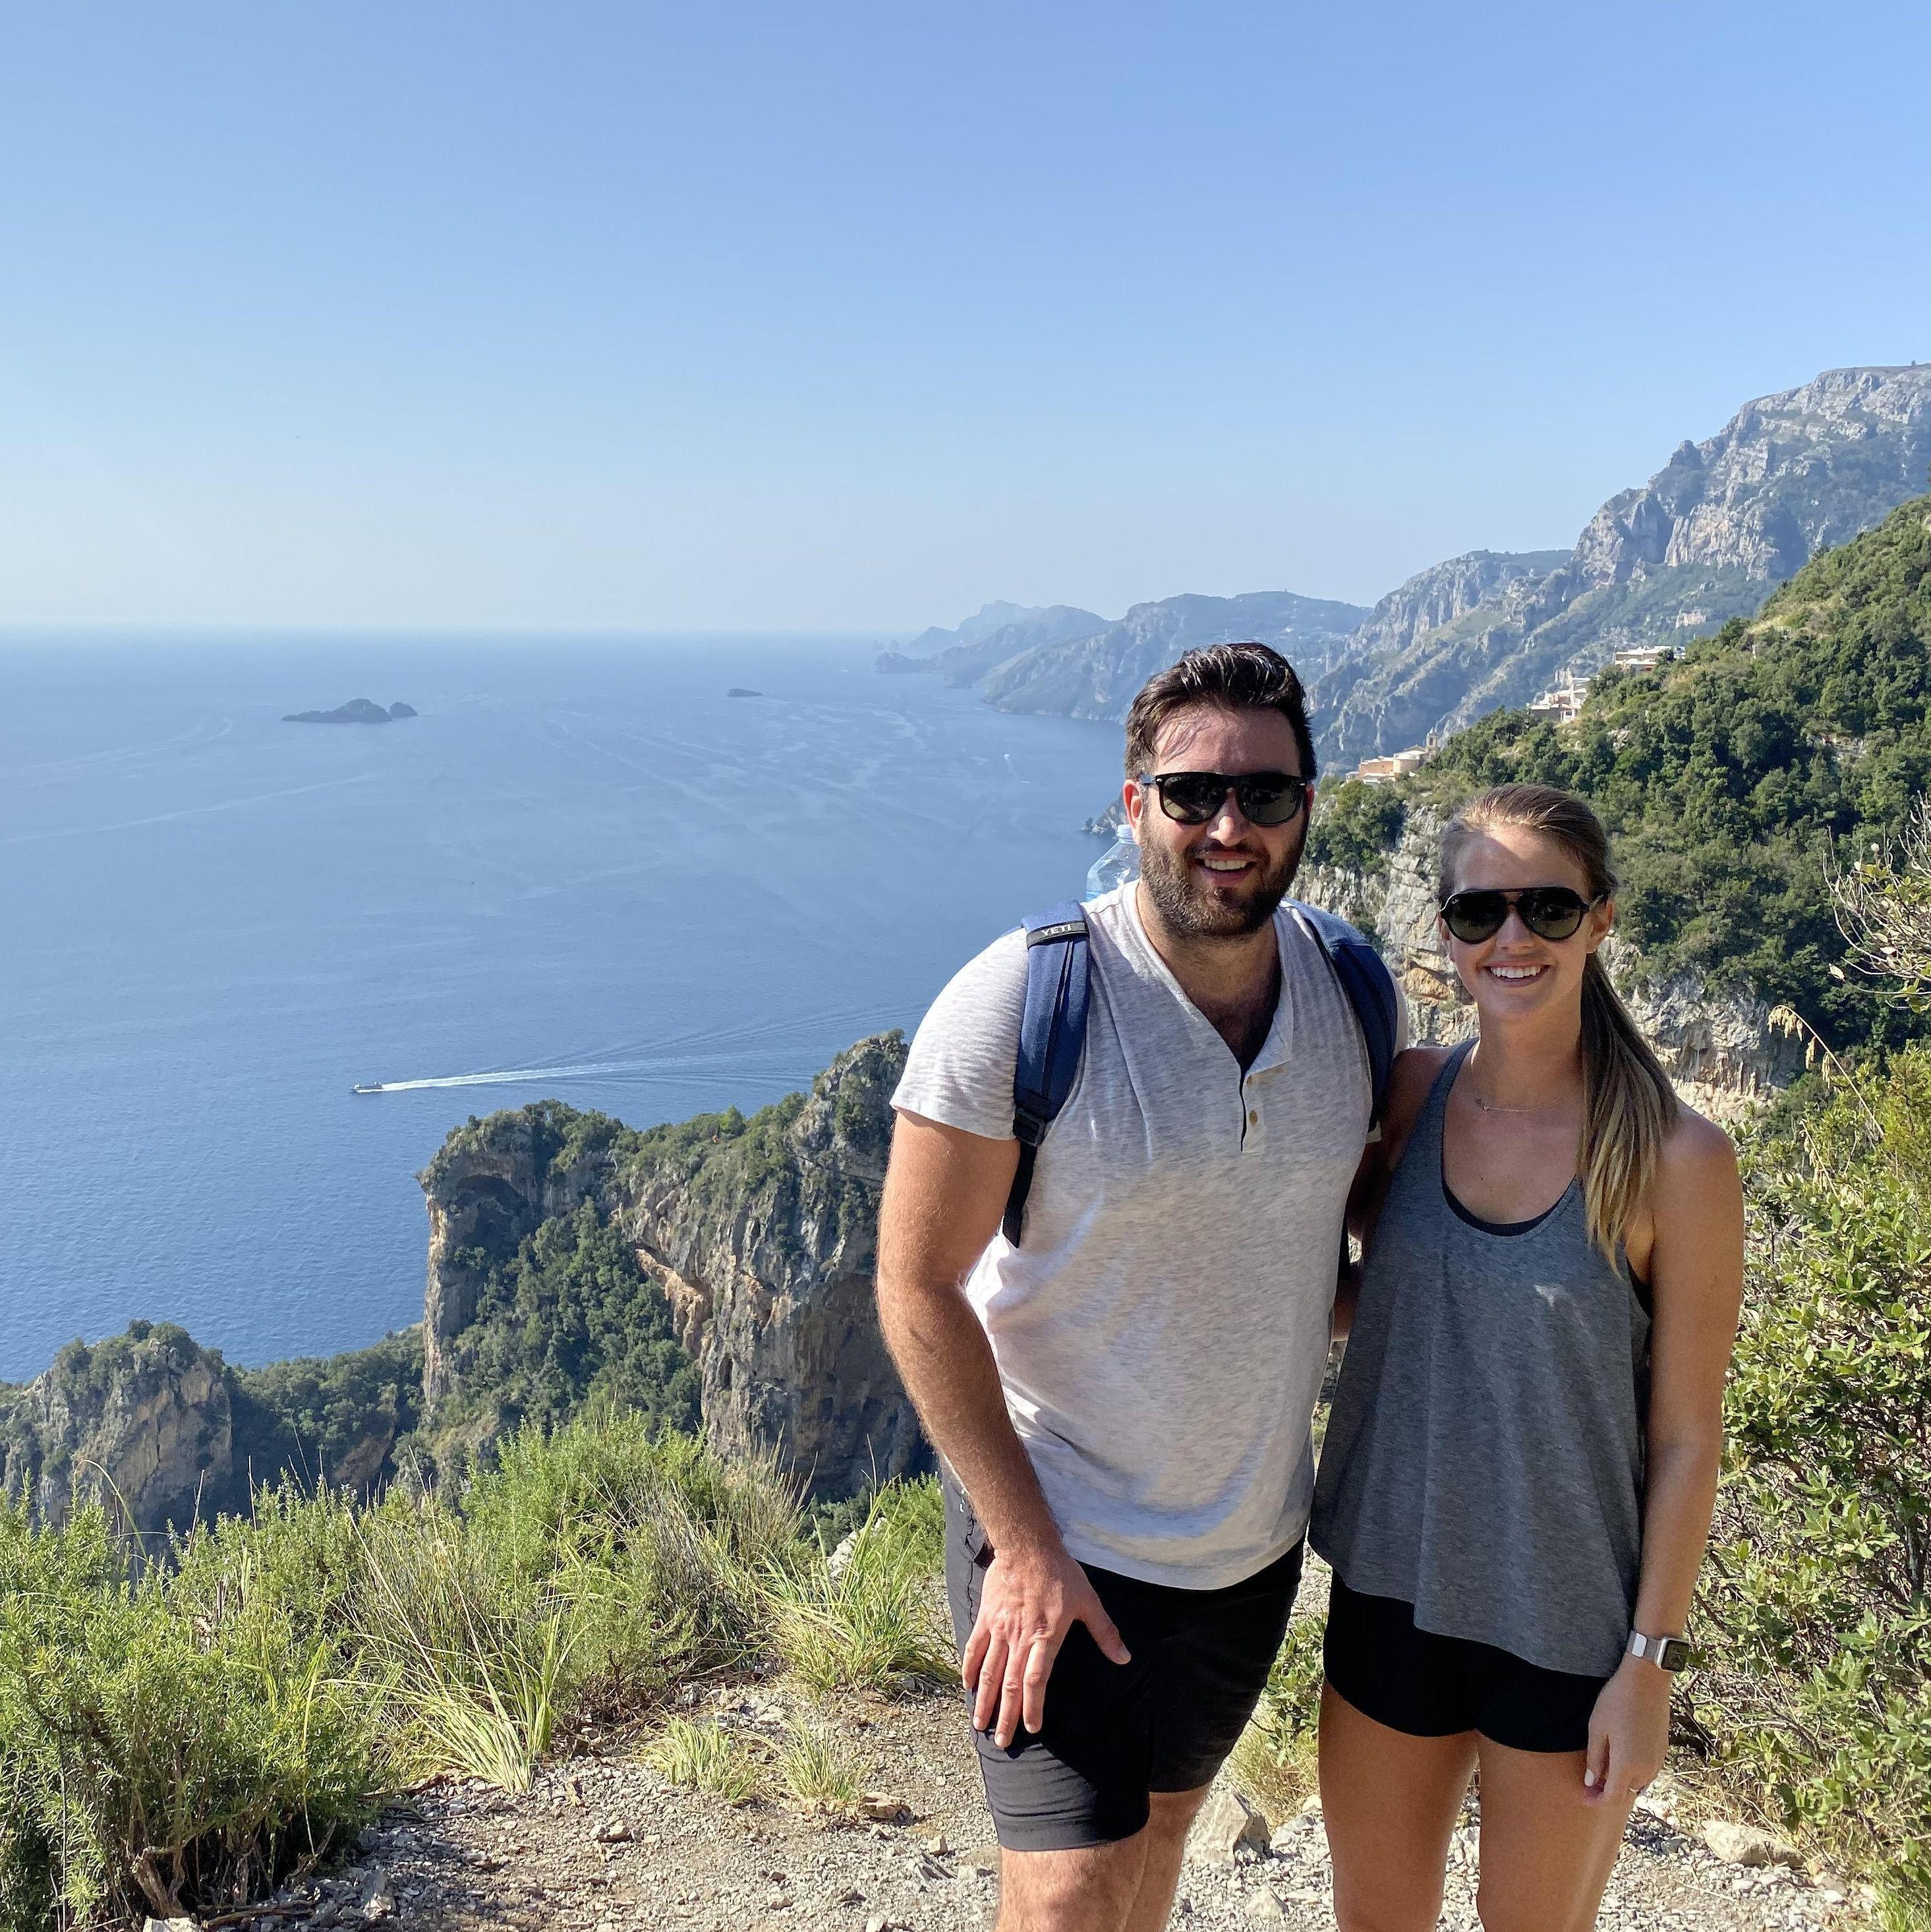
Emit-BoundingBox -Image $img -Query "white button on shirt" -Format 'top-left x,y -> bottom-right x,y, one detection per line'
891,885 -> 1398,1589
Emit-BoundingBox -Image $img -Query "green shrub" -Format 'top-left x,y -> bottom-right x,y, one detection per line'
1306,778 -> 1406,877
1695,1045 -> 1931,1909
0,1497 -> 384,1930
1227,1612 -> 1325,1817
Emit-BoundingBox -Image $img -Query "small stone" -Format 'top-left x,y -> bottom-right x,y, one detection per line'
594,1819 -> 634,1844
1188,1787 -> 1271,1863
865,1917 -> 889,1932
832,1886 -> 865,1906
859,1792 -> 911,1825
142,1921 -> 196,1931
1244,1891 -> 1288,1925
1702,1819 -> 1802,1867
358,1865 -> 397,1922
925,1830 -> 951,1856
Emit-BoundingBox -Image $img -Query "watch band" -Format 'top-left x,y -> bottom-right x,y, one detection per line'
1627,1630 -> 1692,1671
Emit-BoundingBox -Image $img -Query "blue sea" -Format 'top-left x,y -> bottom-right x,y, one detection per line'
0,635 -> 1124,1383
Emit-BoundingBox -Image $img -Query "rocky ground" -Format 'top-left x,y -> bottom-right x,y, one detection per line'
219,1676 -> 1868,1932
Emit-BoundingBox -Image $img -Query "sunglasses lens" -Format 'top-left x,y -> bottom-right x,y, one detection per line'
1234,776 -> 1306,825
1442,892 -> 1508,942
1518,889 -> 1588,939
1155,775 -> 1228,823
1442,889 -> 1592,942
1153,773 -> 1307,825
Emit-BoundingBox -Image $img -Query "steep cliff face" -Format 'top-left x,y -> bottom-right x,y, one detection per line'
1340,550 -> 1569,666
1318,365 -> 1931,763
978,590 -> 1371,722
413,1042 -> 921,1500
418,1103 -> 620,1408
609,1034 -> 921,1500
0,1323 -> 232,1533
1298,809 -> 1808,1118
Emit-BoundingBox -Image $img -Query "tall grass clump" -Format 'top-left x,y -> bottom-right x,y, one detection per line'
0,1497 -> 384,1931
643,1718 -> 763,1803
764,1478 -> 950,1695
774,1714 -> 867,1813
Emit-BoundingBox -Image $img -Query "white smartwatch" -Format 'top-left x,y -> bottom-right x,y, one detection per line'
1627,1629 -> 1693,1672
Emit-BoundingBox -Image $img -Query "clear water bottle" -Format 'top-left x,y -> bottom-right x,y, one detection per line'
1085,825 -> 1140,900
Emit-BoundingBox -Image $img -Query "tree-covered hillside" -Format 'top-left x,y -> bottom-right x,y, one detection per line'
1395,490 -> 1931,1047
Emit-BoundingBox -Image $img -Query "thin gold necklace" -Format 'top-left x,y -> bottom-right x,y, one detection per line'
1464,1045 -> 1540,1116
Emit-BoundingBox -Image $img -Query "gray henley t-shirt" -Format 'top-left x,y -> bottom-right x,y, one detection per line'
891,884 -> 1398,1590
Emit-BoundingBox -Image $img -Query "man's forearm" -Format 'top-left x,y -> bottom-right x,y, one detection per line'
878,1274 -> 1060,1554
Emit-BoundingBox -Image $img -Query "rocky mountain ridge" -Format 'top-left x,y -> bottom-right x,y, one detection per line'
975,589 -> 1370,721
1314,365 -> 1931,763
911,364 -> 1931,767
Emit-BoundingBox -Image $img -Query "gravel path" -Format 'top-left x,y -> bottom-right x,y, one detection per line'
250,1676 -> 1866,1932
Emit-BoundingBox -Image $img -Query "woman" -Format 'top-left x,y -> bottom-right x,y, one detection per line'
1308,784 -> 1744,1932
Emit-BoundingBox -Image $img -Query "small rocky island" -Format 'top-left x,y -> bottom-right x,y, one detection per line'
725,687 -> 761,698
283,698 -> 417,724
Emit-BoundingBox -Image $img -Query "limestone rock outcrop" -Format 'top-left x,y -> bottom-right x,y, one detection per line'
418,1103 -> 618,1407
0,1322 -> 232,1533
414,1041 -> 922,1500
610,1034 -> 921,1499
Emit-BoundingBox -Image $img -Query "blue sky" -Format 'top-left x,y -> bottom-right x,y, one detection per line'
0,2 -> 1925,631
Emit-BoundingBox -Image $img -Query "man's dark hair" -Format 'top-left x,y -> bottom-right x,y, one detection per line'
1122,642 -> 1317,782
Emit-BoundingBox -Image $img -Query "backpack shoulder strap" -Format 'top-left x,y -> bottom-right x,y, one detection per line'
1004,902 -> 1091,1246
1288,900 -> 1400,1122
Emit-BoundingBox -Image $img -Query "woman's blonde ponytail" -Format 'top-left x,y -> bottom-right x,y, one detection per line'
1439,785 -> 1679,1260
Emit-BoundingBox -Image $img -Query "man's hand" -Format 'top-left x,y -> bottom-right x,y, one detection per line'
962,1533 -> 1132,1749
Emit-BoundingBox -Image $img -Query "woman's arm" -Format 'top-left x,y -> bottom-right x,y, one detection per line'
1333,1047 -> 1449,1340
1585,1109 -> 1744,1802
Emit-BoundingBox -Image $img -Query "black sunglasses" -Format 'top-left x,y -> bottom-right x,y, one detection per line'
1439,886 -> 1604,944
1141,770 -> 1310,828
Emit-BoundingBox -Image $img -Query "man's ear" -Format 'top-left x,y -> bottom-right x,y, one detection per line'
1122,778 -> 1146,838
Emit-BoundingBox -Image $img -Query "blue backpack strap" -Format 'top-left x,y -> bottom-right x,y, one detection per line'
1289,900 -> 1399,1122
1003,902 -> 1091,1246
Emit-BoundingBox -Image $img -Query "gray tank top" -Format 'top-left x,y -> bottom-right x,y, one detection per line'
1310,1041 -> 1651,1680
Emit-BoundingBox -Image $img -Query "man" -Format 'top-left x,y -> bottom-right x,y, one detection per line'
876,643 -> 1401,1932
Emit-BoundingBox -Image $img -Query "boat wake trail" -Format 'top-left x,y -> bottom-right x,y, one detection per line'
351,1005 -> 886,1098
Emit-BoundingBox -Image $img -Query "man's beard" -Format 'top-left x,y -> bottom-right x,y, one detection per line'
1139,830 -> 1305,939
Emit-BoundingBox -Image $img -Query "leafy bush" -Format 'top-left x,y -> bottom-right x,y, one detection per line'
0,1498 -> 384,1929
0,1413 -> 828,1926
1695,1047 -> 1931,1910
1227,1611 -> 1325,1817
1306,778 -> 1406,876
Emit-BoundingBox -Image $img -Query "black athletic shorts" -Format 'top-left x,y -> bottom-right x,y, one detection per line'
942,1476 -> 1302,1852
1323,1573 -> 1611,1754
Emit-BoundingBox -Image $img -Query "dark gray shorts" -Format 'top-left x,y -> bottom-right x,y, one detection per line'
943,1477 -> 1302,1852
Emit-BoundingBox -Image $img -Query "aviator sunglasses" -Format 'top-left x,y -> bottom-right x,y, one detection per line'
1439,885 -> 1604,944
1140,770 -> 1310,827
